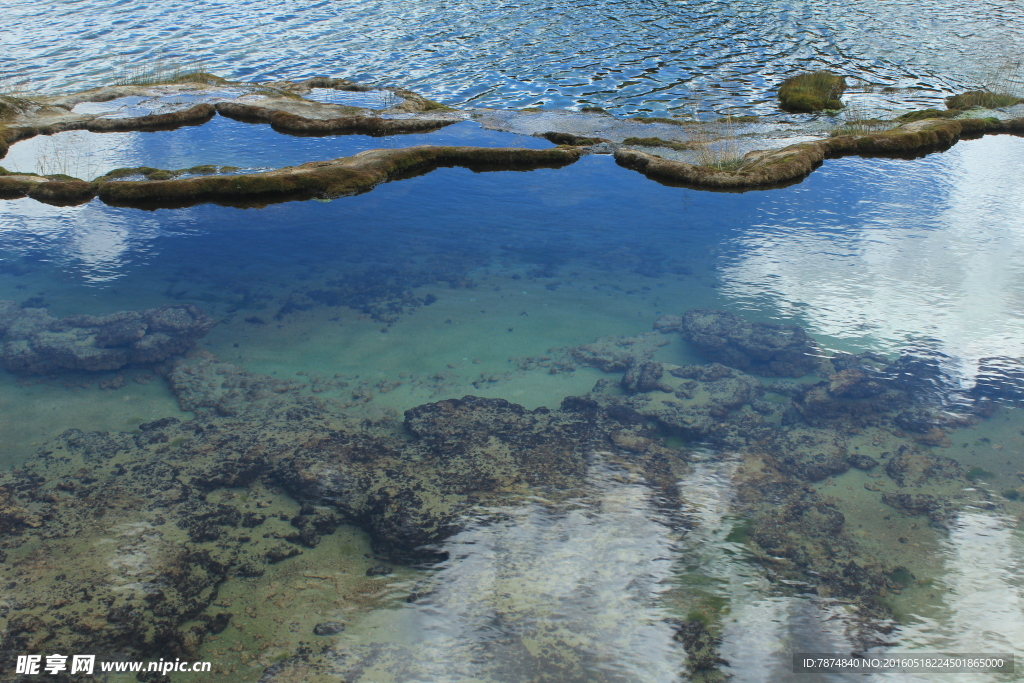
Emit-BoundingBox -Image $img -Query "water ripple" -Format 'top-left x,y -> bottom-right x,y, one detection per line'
3,0 -> 1021,115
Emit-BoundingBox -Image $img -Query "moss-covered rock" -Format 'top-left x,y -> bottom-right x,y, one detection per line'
95,145 -> 583,208
615,116 -> 1024,189
540,131 -> 607,145
945,90 -> 1024,110
622,136 -> 692,151
777,71 -> 846,112
896,108 -> 962,122
214,101 -> 453,136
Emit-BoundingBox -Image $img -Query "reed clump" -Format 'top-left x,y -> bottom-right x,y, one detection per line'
778,71 -> 846,112
687,114 -> 745,171
829,103 -> 894,137
34,131 -> 99,179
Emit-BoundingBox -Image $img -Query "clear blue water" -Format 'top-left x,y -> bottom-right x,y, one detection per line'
2,135 -> 1022,420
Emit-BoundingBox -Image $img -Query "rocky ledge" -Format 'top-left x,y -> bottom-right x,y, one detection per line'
2,75 -> 1024,208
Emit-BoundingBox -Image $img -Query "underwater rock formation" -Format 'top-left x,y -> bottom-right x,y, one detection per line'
677,309 -> 820,377
972,356 -> 1024,402
0,301 -> 215,374
0,308 -> 993,678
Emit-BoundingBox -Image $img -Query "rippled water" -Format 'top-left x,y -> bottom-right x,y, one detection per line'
3,0 -> 1023,114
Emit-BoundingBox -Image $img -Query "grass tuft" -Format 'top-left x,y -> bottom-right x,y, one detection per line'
688,115 -> 746,171
829,103 -> 894,137
113,61 -> 228,87
778,71 -> 846,112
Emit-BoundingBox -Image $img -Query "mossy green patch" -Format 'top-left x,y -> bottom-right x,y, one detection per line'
253,88 -> 305,100
777,71 -> 846,112
581,106 -> 610,114
96,165 -> 239,182
897,108 -> 961,123
946,90 -> 1024,110
0,166 -> 40,177
725,519 -> 752,544
622,136 -> 692,151
965,466 -> 994,481
686,609 -> 713,627
632,116 -> 691,126
886,566 -> 915,588
541,131 -> 606,146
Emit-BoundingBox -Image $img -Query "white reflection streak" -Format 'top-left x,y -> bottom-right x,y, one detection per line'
720,138 -> 1024,387
384,457 -> 685,682
871,512 -> 1024,683
681,459 -> 855,683
0,200 -> 161,282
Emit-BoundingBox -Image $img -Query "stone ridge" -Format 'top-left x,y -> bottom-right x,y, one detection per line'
2,77 -> 1024,207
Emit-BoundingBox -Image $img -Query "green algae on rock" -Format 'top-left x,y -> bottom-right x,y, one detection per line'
777,71 -> 847,112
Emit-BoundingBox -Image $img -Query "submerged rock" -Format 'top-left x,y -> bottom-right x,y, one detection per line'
312,621 -> 346,636
678,309 -> 820,377
0,301 -> 215,374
